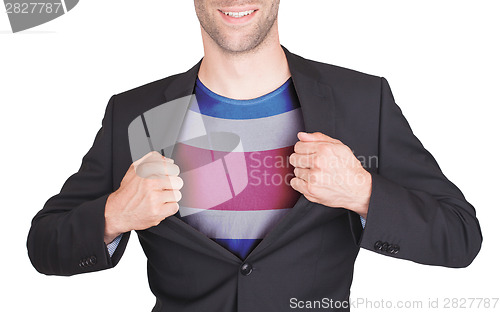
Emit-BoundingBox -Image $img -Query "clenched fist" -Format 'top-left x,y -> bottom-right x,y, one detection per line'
104,151 -> 184,244
289,132 -> 372,219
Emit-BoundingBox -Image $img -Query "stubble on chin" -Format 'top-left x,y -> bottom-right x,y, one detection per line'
195,1 -> 280,55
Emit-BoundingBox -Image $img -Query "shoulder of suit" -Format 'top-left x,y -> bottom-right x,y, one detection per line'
298,56 -> 381,80
107,71 -> 189,118
113,73 -> 181,103
291,52 -> 382,86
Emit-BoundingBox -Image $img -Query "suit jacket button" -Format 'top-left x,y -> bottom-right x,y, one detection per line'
393,245 -> 400,254
374,241 -> 383,250
240,263 -> 253,276
387,244 -> 395,254
89,256 -> 97,265
80,258 -> 88,267
381,242 -> 389,252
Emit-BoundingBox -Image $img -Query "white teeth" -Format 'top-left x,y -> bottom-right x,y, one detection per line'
222,10 -> 255,18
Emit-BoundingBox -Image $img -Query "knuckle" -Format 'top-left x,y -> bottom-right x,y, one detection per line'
170,176 -> 183,189
164,176 -> 174,189
335,138 -> 345,145
150,151 -> 161,158
293,142 -> 301,153
173,164 -> 180,173
154,180 -> 167,191
166,202 -> 179,215
173,190 -> 182,202
149,204 -> 160,217
319,144 -> 333,156
138,162 -> 151,171
310,167 -> 321,176
312,156 -> 321,167
339,144 -> 352,155
306,182 -> 316,197
317,144 -> 328,153
167,163 -> 180,176
135,164 -> 150,178
177,176 -> 184,189
152,218 -> 162,227
309,171 -> 318,184
141,177 -> 156,187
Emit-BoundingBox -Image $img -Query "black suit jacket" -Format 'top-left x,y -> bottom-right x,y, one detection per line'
27,46 -> 482,311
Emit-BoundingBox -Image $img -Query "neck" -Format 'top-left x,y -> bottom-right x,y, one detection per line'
197,24 -> 291,100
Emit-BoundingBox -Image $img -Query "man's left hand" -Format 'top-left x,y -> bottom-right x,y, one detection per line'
289,132 -> 372,219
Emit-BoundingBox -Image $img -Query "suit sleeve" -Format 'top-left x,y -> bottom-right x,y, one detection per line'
350,77 -> 482,268
27,95 -> 130,276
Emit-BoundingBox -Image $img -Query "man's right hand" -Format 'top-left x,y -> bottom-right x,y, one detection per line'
103,151 -> 184,244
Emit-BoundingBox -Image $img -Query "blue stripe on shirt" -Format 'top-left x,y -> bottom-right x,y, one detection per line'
191,77 -> 299,119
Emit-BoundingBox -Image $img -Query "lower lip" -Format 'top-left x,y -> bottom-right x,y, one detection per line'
218,10 -> 258,24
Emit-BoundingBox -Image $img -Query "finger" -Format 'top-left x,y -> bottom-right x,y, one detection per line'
127,152 -> 158,181
133,151 -> 161,167
290,177 -> 318,201
165,162 -> 180,176
290,176 -> 305,193
137,162 -> 178,178
293,167 -> 310,181
294,167 -> 325,186
158,189 -> 182,203
160,175 -> 184,190
294,141 -> 329,154
297,132 -> 342,144
161,202 -> 180,217
289,153 -> 316,168
290,177 -> 311,196
136,162 -> 180,178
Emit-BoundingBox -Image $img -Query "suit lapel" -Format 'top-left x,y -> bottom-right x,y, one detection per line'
156,46 -> 338,261
282,45 -> 336,136
162,59 -> 201,102
245,46 -> 337,258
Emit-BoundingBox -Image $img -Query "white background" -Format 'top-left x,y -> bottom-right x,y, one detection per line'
1,1 -> 499,311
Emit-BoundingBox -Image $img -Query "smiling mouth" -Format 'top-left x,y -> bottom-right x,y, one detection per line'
219,9 -> 257,18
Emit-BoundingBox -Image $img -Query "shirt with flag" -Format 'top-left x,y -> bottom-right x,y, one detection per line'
171,76 -> 305,260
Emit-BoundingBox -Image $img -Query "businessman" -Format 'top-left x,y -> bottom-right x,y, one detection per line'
27,1 -> 482,311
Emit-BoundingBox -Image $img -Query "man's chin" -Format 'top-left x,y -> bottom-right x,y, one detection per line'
215,37 -> 266,55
